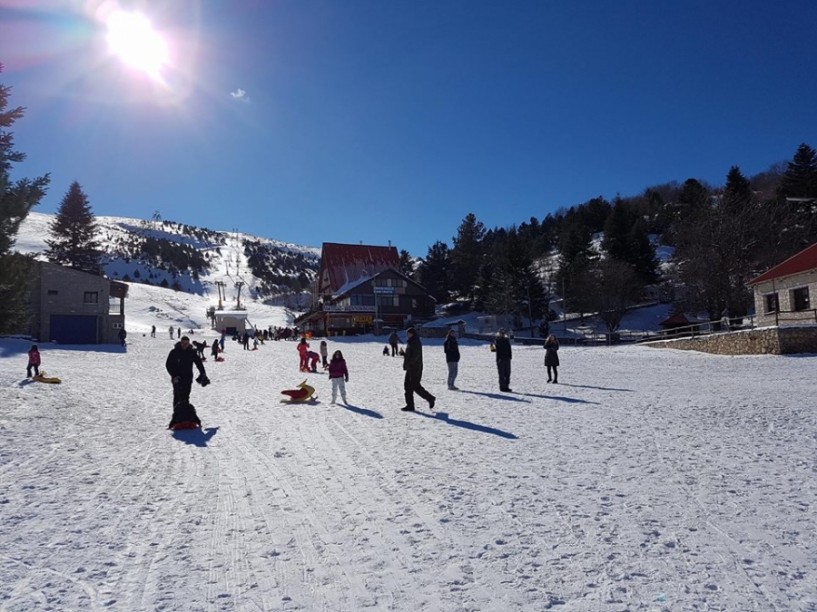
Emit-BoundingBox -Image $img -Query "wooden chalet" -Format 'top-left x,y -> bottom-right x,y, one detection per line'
748,242 -> 817,326
296,242 -> 436,335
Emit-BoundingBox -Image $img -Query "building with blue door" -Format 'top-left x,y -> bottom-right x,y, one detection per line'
27,262 -> 129,344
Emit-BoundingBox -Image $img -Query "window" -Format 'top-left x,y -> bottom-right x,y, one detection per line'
374,278 -> 406,288
791,287 -> 810,311
83,291 -> 99,304
764,293 -> 779,313
378,296 -> 399,307
350,295 -> 375,306
47,289 -> 58,296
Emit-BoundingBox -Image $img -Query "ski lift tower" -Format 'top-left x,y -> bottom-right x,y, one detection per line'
235,281 -> 245,310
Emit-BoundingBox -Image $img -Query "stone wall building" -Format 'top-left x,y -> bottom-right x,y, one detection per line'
28,261 -> 128,344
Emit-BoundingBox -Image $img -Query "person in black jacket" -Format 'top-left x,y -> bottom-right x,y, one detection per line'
165,336 -> 209,427
544,334 -> 560,383
443,329 -> 460,390
494,328 -> 512,392
401,327 -> 436,412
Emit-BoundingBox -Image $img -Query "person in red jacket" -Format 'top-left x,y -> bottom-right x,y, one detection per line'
297,337 -> 310,371
328,350 -> 349,405
26,344 -> 41,378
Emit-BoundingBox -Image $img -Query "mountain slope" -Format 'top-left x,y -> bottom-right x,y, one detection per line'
15,212 -> 321,307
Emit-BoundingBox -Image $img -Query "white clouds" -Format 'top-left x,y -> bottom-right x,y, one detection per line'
230,88 -> 250,103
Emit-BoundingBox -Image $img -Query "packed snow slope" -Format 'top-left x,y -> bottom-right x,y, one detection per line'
3,324 -> 817,610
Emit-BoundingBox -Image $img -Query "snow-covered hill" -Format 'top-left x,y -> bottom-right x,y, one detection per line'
15,212 -> 321,308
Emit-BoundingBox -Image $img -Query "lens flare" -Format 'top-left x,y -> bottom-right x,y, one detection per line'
106,10 -> 169,81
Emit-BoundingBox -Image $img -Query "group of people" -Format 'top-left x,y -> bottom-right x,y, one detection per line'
294,337 -> 349,404
297,338 -> 329,372
400,327 -> 558,411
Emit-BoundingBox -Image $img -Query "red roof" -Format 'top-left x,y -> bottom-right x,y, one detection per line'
748,242 -> 817,285
318,242 -> 400,295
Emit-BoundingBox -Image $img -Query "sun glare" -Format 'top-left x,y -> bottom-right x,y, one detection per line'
106,11 -> 168,80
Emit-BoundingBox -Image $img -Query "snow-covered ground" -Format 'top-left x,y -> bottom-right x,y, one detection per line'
2,282 -> 817,611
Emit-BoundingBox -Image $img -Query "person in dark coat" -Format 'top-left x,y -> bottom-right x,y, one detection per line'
118,327 -> 127,346
443,329 -> 460,390
401,327 -> 436,412
165,336 -> 209,427
544,334 -> 560,383
388,331 -> 400,357
494,328 -> 512,392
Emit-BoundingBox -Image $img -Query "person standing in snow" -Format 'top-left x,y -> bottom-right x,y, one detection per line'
495,328 -> 512,392
328,350 -> 349,405
297,337 -> 309,371
401,327 -> 435,412
151,325 -> 156,338
168,325 -> 174,339
443,329 -> 460,390
26,344 -> 41,378
319,340 -> 329,369
544,334 -> 560,383
165,336 -> 209,427
118,327 -> 127,346
388,330 -> 400,356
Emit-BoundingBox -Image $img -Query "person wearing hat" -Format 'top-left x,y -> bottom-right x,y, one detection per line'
165,335 -> 210,427
401,327 -> 436,412
495,328 -> 512,392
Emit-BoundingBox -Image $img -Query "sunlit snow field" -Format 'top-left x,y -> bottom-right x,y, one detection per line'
2,282 -> 817,610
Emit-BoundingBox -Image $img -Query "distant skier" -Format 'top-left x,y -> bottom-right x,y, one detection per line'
168,325 -> 174,339
165,335 -> 210,428
118,327 -> 127,347
151,324 -> 156,338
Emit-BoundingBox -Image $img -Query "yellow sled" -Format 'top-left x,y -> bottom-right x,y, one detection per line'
280,380 -> 316,403
32,371 -> 62,384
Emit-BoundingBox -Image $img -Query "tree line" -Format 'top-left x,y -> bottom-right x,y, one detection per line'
409,144 -> 817,333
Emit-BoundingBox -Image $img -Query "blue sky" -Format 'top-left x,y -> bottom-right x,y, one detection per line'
4,0 -> 817,256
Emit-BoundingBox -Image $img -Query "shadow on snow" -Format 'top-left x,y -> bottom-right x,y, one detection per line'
414,410 -> 517,439
338,403 -> 384,419
171,426 -> 219,447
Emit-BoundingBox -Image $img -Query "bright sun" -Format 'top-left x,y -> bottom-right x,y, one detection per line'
106,11 -> 168,80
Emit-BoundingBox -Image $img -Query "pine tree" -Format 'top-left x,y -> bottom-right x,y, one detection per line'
397,249 -> 415,278
45,181 -> 102,274
780,143 -> 817,199
449,213 -> 486,301
416,241 -> 451,302
0,64 -> 50,333
778,143 -> 817,248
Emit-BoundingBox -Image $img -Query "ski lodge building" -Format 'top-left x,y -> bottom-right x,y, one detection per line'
295,242 -> 436,336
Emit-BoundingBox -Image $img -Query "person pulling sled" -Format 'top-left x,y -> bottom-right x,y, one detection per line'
165,335 -> 210,429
